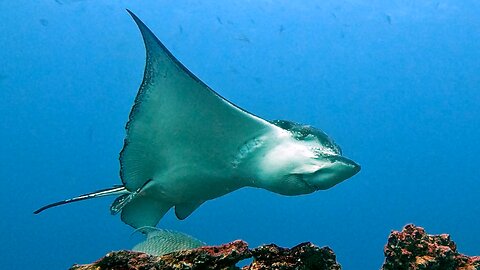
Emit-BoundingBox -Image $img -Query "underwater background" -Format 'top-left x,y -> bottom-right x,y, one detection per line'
1,0 -> 479,269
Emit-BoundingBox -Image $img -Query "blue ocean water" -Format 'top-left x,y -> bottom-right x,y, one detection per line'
1,1 -> 479,269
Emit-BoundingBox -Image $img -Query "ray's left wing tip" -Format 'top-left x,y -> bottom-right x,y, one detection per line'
125,8 -> 135,17
125,9 -> 145,29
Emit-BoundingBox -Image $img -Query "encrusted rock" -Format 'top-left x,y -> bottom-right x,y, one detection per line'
70,240 -> 340,270
382,224 -> 480,270
70,224 -> 479,270
245,242 -> 341,270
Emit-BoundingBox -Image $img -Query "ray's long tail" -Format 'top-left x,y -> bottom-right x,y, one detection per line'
34,185 -> 129,214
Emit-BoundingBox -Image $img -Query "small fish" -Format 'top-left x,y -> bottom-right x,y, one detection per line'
385,14 -> 392,25
39,19 -> 49,27
54,0 -> 85,4
235,34 -> 251,43
132,227 -> 205,256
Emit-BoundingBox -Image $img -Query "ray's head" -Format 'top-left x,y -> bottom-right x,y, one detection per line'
255,120 -> 360,195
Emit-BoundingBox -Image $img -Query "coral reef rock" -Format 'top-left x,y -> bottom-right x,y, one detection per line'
247,242 -> 340,270
382,224 -> 480,270
70,240 -> 341,270
70,224 -> 479,270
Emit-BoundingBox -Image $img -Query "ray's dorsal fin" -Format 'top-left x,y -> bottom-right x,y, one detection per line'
34,185 -> 128,214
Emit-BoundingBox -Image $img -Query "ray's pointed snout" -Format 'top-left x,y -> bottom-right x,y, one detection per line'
304,155 -> 361,190
335,155 -> 361,177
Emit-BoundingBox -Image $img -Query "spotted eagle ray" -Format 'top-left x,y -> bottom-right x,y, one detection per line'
35,10 -> 361,228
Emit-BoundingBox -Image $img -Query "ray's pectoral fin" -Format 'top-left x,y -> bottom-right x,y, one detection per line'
121,196 -> 172,228
175,202 -> 204,220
